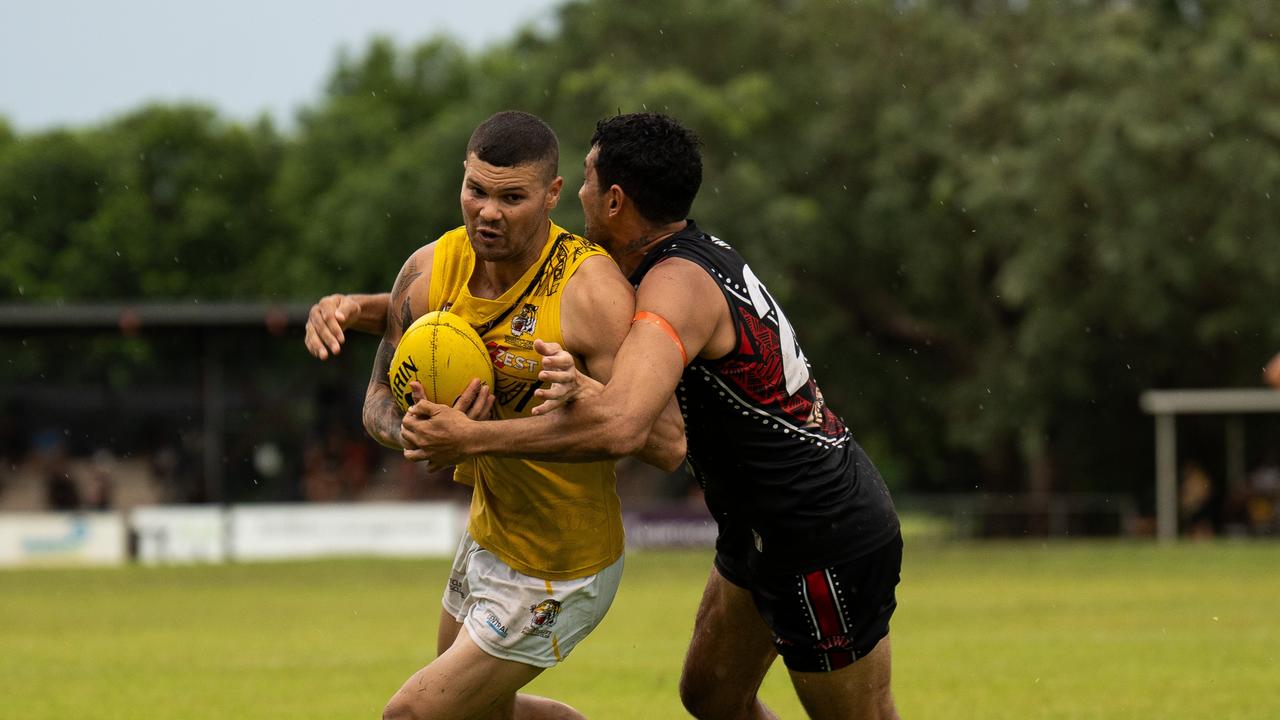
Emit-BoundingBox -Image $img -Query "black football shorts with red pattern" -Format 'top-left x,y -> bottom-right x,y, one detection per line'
717,532 -> 902,673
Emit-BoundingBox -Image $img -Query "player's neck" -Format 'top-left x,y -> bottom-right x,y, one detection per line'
469,221 -> 550,298
614,220 -> 687,275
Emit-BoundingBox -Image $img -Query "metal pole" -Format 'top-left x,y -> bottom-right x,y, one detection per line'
203,333 -> 225,504
1156,413 -> 1177,542
1226,416 -> 1246,498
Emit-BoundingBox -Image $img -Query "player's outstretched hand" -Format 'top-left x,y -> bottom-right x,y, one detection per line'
305,294 -> 362,360
400,380 -> 491,470
530,339 -> 604,416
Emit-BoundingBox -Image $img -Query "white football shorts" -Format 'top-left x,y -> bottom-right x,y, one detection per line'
441,530 -> 624,668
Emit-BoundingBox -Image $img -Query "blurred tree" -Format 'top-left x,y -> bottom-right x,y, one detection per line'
269,38 -> 480,296
0,105 -> 284,301
0,130 -> 106,301
4,0 -> 1279,500
88,105 -> 286,299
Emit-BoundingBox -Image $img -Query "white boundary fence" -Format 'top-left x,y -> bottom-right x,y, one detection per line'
0,512 -> 128,566
0,502 -> 720,568
1,502 -> 466,568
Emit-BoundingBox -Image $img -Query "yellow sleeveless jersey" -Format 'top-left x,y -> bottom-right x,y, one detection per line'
427,221 -> 624,580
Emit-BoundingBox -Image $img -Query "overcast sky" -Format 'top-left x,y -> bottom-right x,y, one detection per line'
0,0 -> 564,131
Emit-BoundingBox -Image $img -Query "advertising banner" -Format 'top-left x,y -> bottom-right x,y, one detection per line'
0,512 -> 127,567
623,506 -> 718,549
228,503 -> 460,560
131,505 -> 227,565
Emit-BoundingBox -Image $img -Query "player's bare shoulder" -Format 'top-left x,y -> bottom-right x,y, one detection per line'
639,256 -> 720,309
566,253 -> 633,306
562,254 -> 635,342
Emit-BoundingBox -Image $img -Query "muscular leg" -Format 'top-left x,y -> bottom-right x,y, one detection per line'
384,624 -> 546,720
511,697 -> 584,720
679,567 -> 780,720
437,607 -> 462,656
428,607 -> 584,720
788,635 -> 898,720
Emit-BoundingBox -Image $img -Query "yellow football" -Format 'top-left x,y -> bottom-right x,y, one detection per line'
389,310 -> 493,412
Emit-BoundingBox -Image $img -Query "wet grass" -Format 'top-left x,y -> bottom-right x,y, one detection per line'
2,540 -> 1277,718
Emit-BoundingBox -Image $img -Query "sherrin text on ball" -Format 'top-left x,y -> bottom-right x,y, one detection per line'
389,310 -> 493,412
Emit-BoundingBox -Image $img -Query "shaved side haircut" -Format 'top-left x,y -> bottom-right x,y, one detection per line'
466,110 -> 560,181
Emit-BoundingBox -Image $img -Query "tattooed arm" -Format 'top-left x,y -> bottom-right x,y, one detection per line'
363,244 -> 434,449
304,293 -> 390,360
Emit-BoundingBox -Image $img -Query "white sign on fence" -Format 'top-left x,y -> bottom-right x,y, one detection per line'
131,505 -> 227,565
0,512 -> 127,567
228,503 -> 460,560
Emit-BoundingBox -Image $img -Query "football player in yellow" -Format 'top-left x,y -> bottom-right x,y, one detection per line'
321,111 -> 684,720
310,113 -> 902,720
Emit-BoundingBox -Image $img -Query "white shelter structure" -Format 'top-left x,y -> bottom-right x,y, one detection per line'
1139,389 -> 1280,541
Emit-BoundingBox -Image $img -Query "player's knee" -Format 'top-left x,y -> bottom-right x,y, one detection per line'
677,670 -> 709,716
678,685 -> 713,719
382,694 -> 421,720
679,672 -> 747,720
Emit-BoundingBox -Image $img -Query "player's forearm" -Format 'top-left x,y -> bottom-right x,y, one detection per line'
363,388 -> 405,450
346,293 -> 391,335
634,397 -> 686,472
364,336 -> 404,449
465,400 -> 641,462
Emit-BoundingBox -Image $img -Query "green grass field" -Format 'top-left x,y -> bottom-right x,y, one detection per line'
2,540 -> 1278,719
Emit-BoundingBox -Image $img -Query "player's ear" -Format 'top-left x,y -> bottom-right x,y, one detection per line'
545,175 -> 564,211
606,184 -> 624,217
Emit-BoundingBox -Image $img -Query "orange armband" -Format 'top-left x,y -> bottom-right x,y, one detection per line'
633,311 -> 689,366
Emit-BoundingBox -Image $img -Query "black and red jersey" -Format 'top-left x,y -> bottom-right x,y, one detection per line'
629,222 -> 899,571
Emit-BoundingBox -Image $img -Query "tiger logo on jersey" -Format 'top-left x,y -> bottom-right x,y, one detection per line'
510,303 -> 538,337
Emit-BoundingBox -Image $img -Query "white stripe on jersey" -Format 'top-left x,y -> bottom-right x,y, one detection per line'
721,282 -> 752,307
696,367 -> 851,449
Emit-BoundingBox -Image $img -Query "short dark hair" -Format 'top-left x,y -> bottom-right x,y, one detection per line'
590,113 -> 702,224
466,111 -> 559,179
